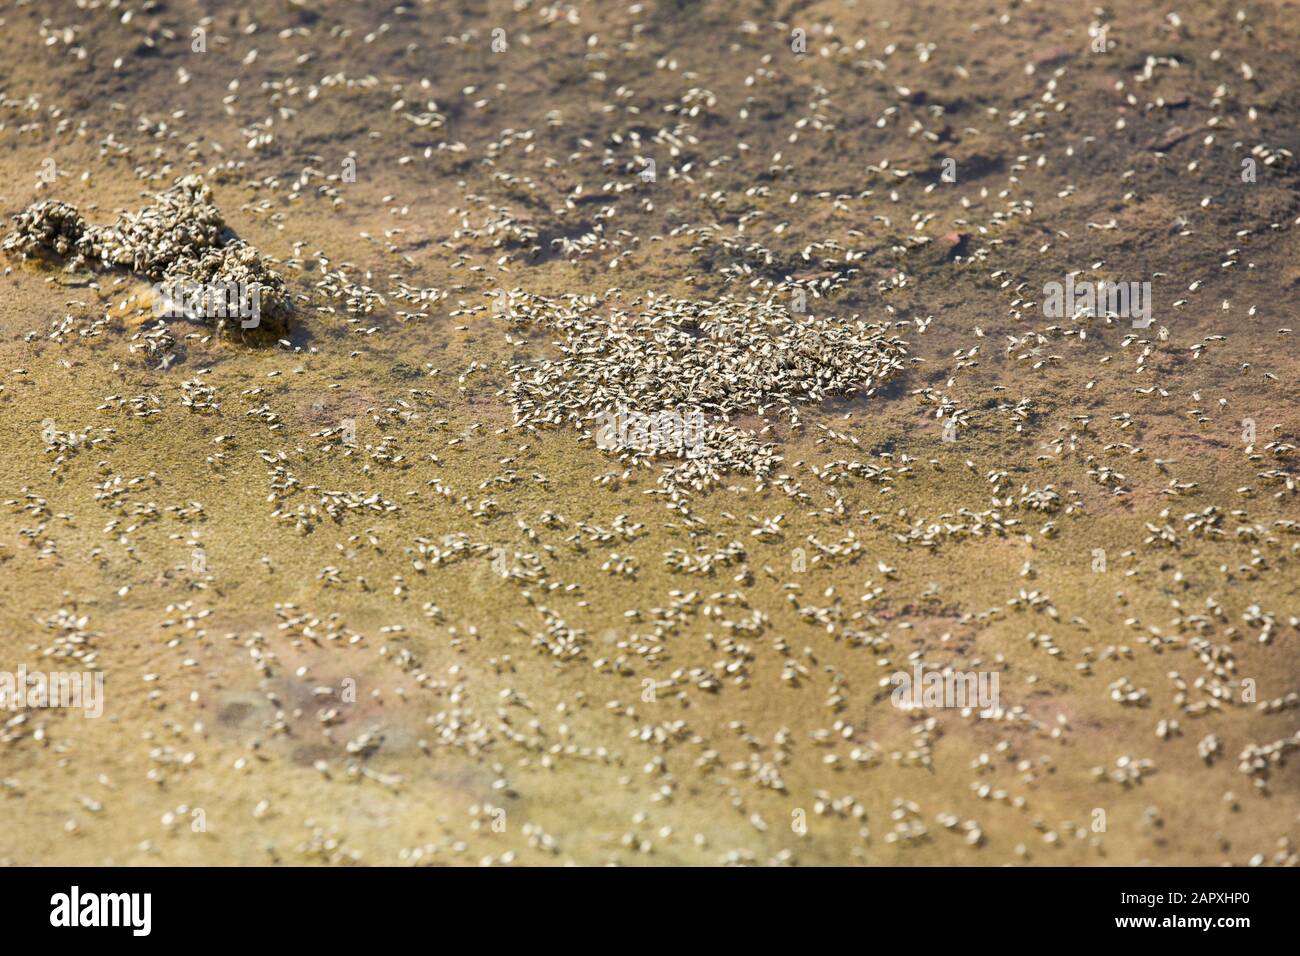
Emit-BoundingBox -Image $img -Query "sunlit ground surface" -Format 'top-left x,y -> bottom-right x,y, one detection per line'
0,0 -> 1296,865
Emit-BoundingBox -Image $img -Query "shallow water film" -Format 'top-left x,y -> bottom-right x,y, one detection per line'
0,0 -> 1297,869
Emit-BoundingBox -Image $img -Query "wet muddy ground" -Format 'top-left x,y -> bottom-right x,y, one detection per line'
0,0 -> 1297,865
